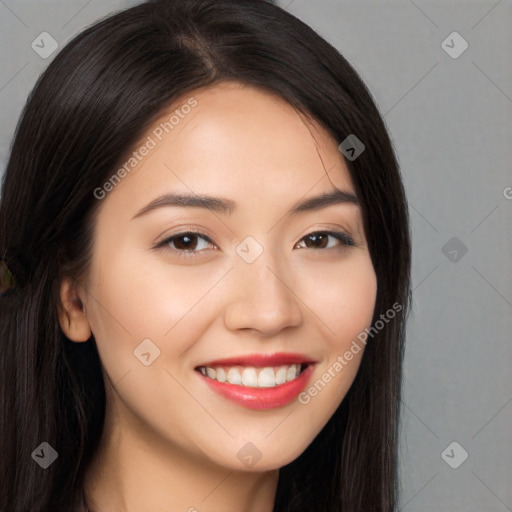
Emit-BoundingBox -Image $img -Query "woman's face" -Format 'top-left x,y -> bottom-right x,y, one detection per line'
74,81 -> 377,471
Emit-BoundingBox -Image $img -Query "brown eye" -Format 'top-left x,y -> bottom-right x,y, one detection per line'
172,233 -> 200,251
157,231 -> 216,257
295,231 -> 355,250
303,233 -> 329,249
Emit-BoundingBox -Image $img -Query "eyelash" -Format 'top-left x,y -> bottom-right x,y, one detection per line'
154,230 -> 356,259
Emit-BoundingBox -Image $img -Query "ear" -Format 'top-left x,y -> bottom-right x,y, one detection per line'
58,278 -> 92,342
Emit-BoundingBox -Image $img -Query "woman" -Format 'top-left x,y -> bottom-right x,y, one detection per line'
0,0 -> 411,510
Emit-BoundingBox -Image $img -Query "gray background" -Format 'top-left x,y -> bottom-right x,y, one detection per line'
1,0 -> 511,510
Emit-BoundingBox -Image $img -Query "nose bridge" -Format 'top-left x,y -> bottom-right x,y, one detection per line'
223,240 -> 303,335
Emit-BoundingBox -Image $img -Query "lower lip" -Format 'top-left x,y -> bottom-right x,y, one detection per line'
198,364 -> 315,410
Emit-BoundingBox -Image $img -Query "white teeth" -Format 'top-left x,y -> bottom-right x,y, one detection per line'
199,364 -> 303,388
258,367 -> 276,387
216,367 -> 226,383
242,367 -> 258,387
227,367 -> 242,385
286,365 -> 298,382
275,367 -> 287,385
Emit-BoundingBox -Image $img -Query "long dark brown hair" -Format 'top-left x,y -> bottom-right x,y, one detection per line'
0,1 -> 411,510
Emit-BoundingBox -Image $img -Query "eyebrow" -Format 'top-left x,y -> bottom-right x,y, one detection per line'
131,189 -> 359,220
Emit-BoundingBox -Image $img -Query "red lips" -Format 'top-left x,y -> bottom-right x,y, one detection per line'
197,364 -> 315,410
195,352 -> 317,410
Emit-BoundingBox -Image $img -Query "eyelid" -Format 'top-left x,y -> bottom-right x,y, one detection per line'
152,224 -> 216,246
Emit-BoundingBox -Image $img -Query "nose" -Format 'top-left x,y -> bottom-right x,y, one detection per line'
223,253 -> 303,337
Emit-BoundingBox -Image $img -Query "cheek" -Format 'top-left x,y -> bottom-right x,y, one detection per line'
296,253 -> 377,346
84,248 -> 224,367
293,254 -> 377,424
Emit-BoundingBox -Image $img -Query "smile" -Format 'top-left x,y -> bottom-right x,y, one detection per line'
195,353 -> 316,410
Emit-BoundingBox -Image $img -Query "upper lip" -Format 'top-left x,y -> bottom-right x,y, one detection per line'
196,352 -> 317,368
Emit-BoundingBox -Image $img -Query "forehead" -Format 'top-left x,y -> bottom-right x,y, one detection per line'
100,81 -> 355,214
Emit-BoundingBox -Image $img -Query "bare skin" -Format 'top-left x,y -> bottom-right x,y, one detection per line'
59,81 -> 377,512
